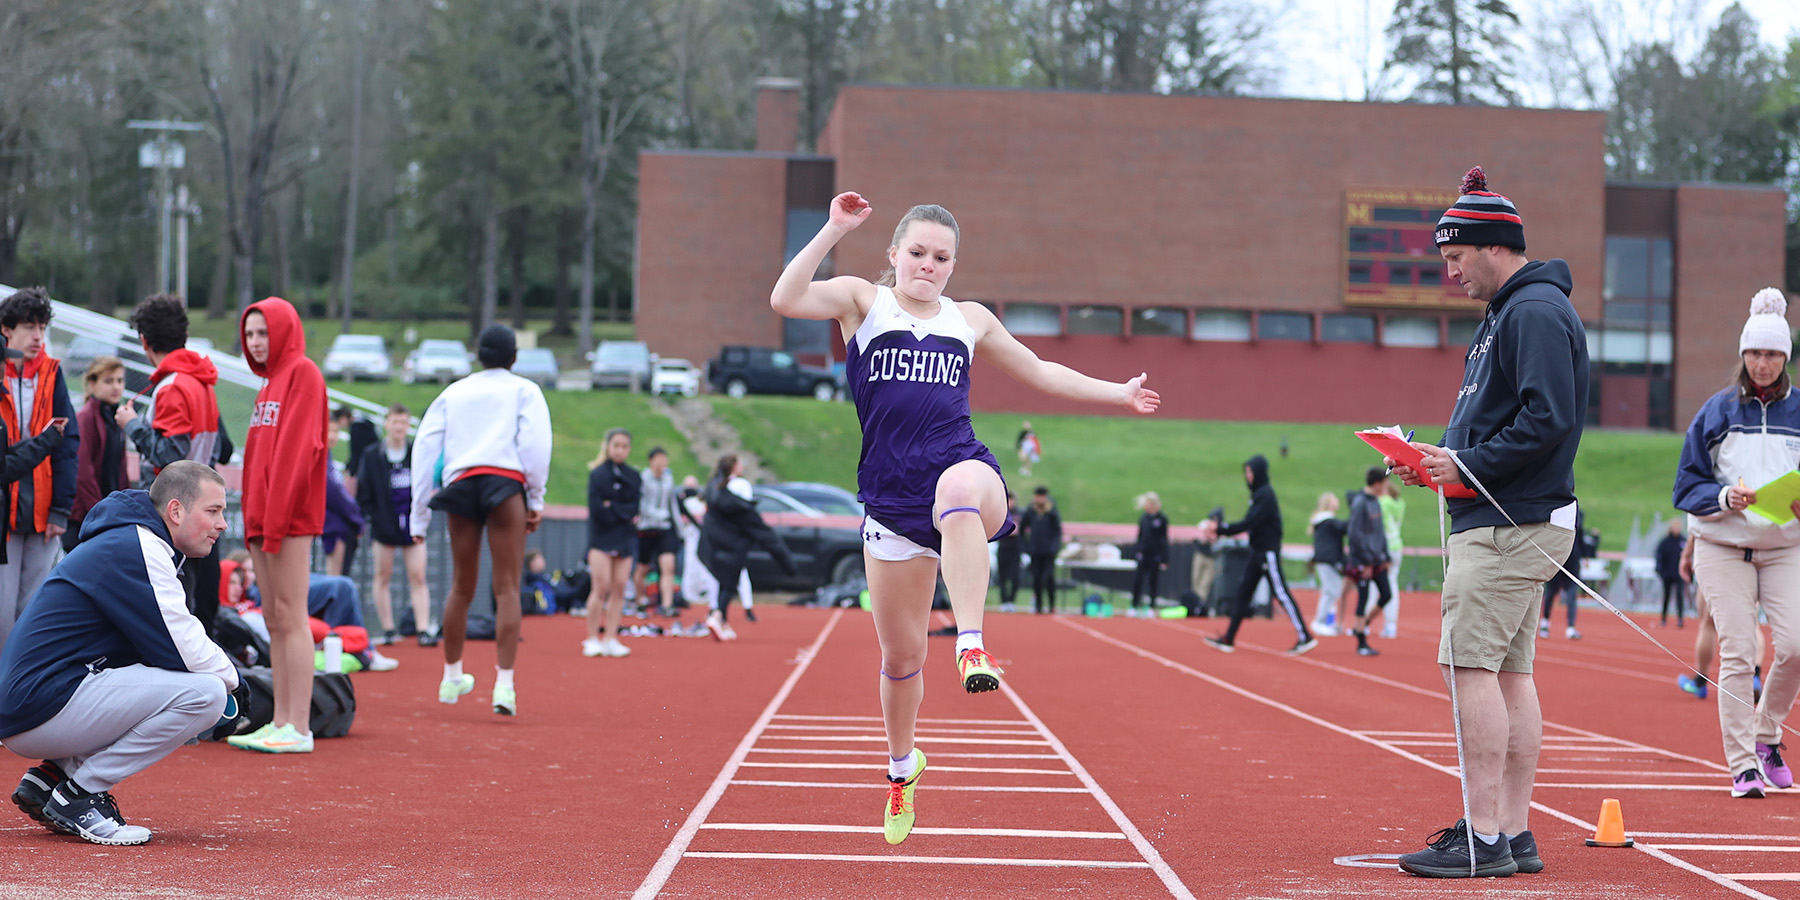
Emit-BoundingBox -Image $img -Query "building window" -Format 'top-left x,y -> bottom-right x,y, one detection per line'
1067,305 -> 1124,336
1382,315 -> 1440,348
1447,317 -> 1481,346
1321,313 -> 1375,344
1003,303 -> 1061,337
1131,307 -> 1187,337
1258,312 -> 1313,342
1192,310 -> 1252,342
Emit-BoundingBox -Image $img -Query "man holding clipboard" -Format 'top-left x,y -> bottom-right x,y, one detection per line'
1384,167 -> 1588,878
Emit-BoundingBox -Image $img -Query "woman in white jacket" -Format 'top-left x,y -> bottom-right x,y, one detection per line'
409,325 -> 552,717
1673,288 -> 1800,798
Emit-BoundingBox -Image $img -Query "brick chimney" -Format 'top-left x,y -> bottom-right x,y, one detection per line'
755,77 -> 802,154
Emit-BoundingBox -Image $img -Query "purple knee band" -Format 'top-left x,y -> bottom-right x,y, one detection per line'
881,666 -> 922,681
937,506 -> 981,522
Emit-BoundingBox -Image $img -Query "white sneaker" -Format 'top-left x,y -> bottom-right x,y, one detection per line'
1566,627 -> 1582,640
1312,621 -> 1339,637
367,650 -> 399,672
1379,624 -> 1397,640
602,638 -> 632,657
581,638 -> 605,657
1538,619 -> 1550,638
719,624 -> 738,641
999,603 -> 1016,613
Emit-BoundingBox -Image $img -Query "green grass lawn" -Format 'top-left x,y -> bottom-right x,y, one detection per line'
190,316 -> 636,371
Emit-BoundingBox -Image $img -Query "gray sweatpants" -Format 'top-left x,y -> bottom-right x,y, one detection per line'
0,531 -> 62,655
2,665 -> 226,792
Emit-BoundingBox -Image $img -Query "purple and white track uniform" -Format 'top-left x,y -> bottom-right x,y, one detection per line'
848,287 -> 1011,559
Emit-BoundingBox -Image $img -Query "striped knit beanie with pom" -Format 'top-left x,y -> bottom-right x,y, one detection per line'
1739,287 -> 1793,357
1434,166 -> 1526,250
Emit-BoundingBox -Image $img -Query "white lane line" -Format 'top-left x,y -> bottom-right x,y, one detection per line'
759,735 -> 1052,746
632,609 -> 845,900
999,681 -> 1198,900
764,724 -> 1041,735
728,780 -> 1090,793
746,748 -> 1061,760
740,762 -> 1076,776
1535,783 -> 1727,791
1652,845 -> 1800,853
773,714 -> 1031,726
1535,769 -> 1729,778
1639,833 -> 1800,842
1065,620 -> 1782,900
699,823 -> 1126,839
1724,874 -> 1800,881
682,851 -> 1152,869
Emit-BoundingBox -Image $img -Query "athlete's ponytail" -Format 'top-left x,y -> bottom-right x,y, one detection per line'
875,204 -> 960,287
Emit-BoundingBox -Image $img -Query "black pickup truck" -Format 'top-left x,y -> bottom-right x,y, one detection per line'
706,346 -> 842,401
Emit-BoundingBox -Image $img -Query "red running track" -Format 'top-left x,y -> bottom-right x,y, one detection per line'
1,594 -> 1795,899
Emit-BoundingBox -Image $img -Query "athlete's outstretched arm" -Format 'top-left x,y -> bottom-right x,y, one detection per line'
772,192 -> 877,322
968,303 -> 1160,413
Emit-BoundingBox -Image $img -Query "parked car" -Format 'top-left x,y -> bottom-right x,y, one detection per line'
706,346 -> 841,401
590,340 -> 653,390
512,347 -> 560,388
650,358 -> 701,398
771,482 -> 863,517
403,339 -> 472,384
744,485 -> 865,589
322,334 -> 393,382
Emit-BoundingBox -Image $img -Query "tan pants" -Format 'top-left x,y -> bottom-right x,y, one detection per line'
1693,539 -> 1800,776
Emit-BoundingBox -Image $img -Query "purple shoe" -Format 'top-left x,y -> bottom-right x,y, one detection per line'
1756,744 -> 1792,789
1732,768 -> 1767,799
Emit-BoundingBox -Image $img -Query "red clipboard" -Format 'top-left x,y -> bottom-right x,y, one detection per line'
1356,429 -> 1478,499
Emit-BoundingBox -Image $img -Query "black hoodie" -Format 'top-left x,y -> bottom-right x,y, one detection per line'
1440,259 -> 1588,533
1221,455 -> 1282,553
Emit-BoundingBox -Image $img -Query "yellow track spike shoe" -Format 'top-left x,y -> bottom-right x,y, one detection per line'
883,749 -> 928,845
956,647 -> 1003,693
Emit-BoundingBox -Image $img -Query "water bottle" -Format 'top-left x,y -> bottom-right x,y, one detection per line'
322,633 -> 343,674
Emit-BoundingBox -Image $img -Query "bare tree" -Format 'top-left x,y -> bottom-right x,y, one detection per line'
1014,0 -> 1278,95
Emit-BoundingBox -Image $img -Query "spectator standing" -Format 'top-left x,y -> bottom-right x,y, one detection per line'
1655,519 -> 1687,628
1202,455 -> 1316,655
633,447 -> 682,618
1376,475 -> 1405,638
70,358 -> 127,553
1016,421 -> 1040,477
321,410 -> 365,577
1130,491 -> 1169,617
1344,467 -> 1395,657
357,403 -> 434,646
1307,492 -> 1346,637
0,288 -> 80,651
582,429 -> 639,658
698,454 -> 796,641
1019,486 -> 1062,614
995,491 -> 1021,612
1538,510 -> 1590,640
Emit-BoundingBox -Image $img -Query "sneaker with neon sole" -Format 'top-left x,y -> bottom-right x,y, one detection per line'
12,761 -> 68,831
493,685 -> 517,716
43,782 -> 150,846
883,750 -> 927,845
238,723 -> 313,754
1756,743 -> 1792,789
1677,674 -> 1708,699
226,722 -> 277,749
956,648 -> 1002,693
439,673 -> 476,704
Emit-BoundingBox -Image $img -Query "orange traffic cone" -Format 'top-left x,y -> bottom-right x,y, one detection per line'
1585,798 -> 1634,847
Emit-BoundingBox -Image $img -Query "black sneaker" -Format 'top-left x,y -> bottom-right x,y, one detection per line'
1202,636 -> 1235,654
380,630 -> 399,646
12,761 -> 69,832
1357,644 -> 1381,657
43,782 -> 151,846
1398,819 -> 1517,878
1509,830 -> 1543,874
743,608 -> 758,623
418,628 -> 441,648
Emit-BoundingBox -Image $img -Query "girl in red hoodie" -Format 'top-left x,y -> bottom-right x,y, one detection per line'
232,297 -> 327,754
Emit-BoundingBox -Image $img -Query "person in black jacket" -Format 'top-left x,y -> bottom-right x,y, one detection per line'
698,454 -> 795,641
583,429 -> 640,658
994,491 -> 1022,612
356,404 -> 434,646
1018,486 -> 1062,614
1130,491 -> 1169,617
1202,455 -> 1315,655
1654,520 -> 1687,628
1344,467 -> 1395,656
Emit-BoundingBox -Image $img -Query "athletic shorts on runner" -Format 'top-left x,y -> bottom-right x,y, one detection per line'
428,474 -> 524,525
861,500 -> 1018,562
1439,522 -> 1572,673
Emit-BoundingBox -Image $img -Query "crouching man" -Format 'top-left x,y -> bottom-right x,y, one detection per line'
0,460 -> 240,845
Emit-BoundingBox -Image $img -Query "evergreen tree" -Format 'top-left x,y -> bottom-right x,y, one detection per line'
1385,0 -> 1522,105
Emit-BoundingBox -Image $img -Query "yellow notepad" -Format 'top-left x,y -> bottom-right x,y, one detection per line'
1746,471 -> 1800,525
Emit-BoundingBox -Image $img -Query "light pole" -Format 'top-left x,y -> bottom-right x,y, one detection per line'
127,119 -> 204,298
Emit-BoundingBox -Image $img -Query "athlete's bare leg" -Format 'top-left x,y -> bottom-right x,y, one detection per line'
869,553 -> 939,760
933,460 -> 1008,638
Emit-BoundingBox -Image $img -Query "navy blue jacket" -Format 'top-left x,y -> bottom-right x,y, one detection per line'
1222,455 -> 1283,553
0,490 -> 238,738
1441,260 -> 1588,533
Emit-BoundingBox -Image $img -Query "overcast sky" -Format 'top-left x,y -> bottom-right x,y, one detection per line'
1274,0 -> 1800,103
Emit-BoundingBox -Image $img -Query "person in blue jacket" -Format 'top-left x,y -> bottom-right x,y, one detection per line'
0,461 -> 241,846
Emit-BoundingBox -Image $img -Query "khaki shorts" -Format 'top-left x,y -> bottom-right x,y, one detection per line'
1439,522 -> 1574,673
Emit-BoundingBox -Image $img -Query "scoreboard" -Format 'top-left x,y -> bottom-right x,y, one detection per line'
1343,188 -> 1483,310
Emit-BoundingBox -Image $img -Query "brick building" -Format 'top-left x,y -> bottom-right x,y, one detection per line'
636,82 -> 1789,430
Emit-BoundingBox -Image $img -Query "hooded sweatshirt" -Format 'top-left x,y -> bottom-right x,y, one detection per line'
1440,259 -> 1588,533
0,490 -> 239,738
1221,455 -> 1283,553
3,351 -> 79,534
240,297 -> 328,552
124,347 -> 222,477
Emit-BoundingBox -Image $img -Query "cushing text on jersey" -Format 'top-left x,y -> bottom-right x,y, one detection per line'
865,346 -> 966,387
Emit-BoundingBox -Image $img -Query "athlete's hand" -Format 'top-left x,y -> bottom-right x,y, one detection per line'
827,192 -> 873,233
1121,373 -> 1159,414
525,509 -> 542,535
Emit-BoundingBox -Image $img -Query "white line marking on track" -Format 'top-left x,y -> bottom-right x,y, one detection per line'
1651,845 -> 1800,853
1724,874 -> 1800,881
744,748 -> 1061,759
1638,833 -> 1800,841
764,723 -> 1039,735
1534,783 -> 1729,791
1065,619 -> 1784,900
728,779 -> 1091,793
740,761 -> 1076,775
632,609 -> 845,900
997,680 -> 1199,900
682,851 -> 1153,869
759,735 -> 1052,746
772,714 -> 1030,726
699,823 -> 1127,839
